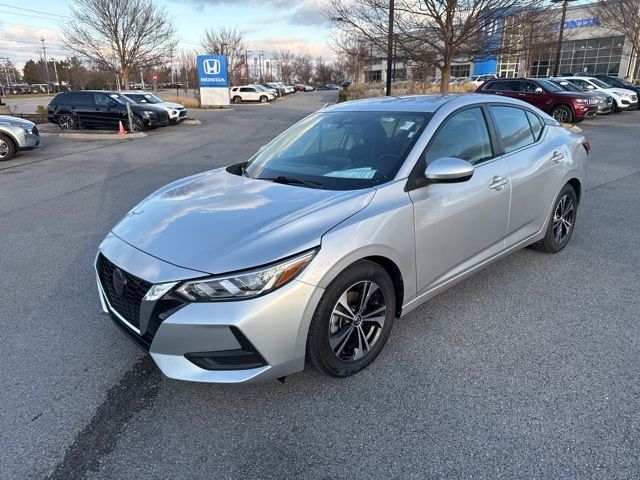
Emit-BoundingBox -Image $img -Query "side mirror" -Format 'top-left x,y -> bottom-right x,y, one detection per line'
535,87 -> 543,94
425,157 -> 474,183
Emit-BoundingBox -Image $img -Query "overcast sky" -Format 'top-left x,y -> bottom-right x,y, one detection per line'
0,0 -> 333,70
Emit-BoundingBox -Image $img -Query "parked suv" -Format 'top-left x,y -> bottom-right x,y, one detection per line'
47,91 -> 170,131
555,76 -> 638,112
120,91 -> 187,124
549,79 -> 613,115
593,75 -> 640,99
0,115 -> 40,161
475,78 -> 598,123
229,86 -> 274,103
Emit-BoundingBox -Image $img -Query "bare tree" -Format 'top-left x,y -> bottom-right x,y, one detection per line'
292,55 -> 314,84
274,49 -> 296,83
590,0 -> 640,80
201,27 -> 246,85
330,30 -> 372,82
325,0 -> 541,92
61,0 -> 176,89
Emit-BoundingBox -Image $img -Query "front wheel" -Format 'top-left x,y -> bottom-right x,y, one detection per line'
128,115 -> 145,132
0,133 -> 16,161
530,184 -> 578,253
259,95 -> 268,103
550,105 -> 574,124
306,260 -> 396,377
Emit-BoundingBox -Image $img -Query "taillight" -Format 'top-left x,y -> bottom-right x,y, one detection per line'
582,140 -> 590,154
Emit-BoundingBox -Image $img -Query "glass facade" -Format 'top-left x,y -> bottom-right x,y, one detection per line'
528,36 -> 625,77
451,64 -> 471,77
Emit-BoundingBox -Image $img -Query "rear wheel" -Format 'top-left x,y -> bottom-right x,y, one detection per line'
307,260 -> 396,377
58,114 -> 77,130
0,133 -> 16,161
259,95 -> 268,103
550,105 -> 573,124
530,184 -> 578,253
233,96 -> 242,104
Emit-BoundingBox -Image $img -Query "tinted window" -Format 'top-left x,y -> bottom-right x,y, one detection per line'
536,79 -> 563,93
68,92 -> 93,106
490,106 -> 535,153
240,87 -> 255,92
94,93 -> 112,106
526,110 -> 543,141
521,81 -> 539,93
425,107 -> 492,165
487,80 -> 521,92
125,94 -> 145,103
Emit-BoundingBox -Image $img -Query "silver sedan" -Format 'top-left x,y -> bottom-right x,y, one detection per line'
96,94 -> 588,383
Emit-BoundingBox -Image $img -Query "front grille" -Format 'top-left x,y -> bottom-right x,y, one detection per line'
178,110 -> 187,117
97,254 -> 151,330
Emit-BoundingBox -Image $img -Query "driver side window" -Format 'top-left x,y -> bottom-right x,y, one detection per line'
425,107 -> 493,165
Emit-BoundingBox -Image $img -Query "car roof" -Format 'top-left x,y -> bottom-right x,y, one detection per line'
322,93 -> 532,113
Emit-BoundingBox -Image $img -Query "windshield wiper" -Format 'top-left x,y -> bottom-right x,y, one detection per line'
263,176 -> 325,189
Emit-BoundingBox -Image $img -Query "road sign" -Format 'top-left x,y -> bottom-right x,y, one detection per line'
197,55 -> 228,88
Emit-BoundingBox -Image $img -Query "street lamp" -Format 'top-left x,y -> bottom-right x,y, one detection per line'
245,50 -> 252,82
551,0 -> 577,76
258,51 -> 264,83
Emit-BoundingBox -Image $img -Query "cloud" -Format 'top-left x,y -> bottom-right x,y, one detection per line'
0,24 -> 68,68
252,36 -> 334,58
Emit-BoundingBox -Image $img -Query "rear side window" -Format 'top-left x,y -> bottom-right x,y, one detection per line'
425,107 -> 493,165
67,92 -> 93,106
486,80 -> 521,92
526,110 -> 544,141
490,106 -> 535,153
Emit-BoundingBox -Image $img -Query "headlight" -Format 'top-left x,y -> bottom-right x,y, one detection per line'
575,98 -> 588,104
9,122 -> 31,133
175,250 -> 317,301
613,91 -> 629,97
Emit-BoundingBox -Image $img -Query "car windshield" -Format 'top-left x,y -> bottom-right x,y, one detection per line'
589,78 -> 611,88
537,79 -> 564,92
553,80 -> 582,92
244,111 -> 431,190
141,93 -> 163,104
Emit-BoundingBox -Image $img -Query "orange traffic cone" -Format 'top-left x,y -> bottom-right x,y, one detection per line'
118,121 -> 127,135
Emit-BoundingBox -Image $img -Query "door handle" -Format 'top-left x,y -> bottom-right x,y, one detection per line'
549,151 -> 564,164
489,176 -> 508,191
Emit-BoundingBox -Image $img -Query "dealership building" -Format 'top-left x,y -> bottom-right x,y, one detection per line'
366,2 -> 639,82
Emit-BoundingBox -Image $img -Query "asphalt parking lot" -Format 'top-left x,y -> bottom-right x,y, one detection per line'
1,92 -> 639,479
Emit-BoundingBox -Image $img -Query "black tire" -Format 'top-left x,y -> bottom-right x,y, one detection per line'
530,184 -> 578,253
306,260 -> 396,377
233,96 -> 242,104
128,115 -> 145,132
259,95 -> 268,103
613,102 -> 622,113
550,105 -> 574,124
58,113 -> 78,130
0,133 -> 16,161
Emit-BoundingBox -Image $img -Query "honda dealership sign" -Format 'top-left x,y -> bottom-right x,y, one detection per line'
198,54 -> 230,106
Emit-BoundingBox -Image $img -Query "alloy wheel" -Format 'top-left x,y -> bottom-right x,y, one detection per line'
553,194 -> 575,244
329,281 -> 386,362
552,108 -> 570,123
0,138 -> 9,159
59,115 -> 73,130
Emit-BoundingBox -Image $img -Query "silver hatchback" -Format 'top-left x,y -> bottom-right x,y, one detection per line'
96,94 -> 588,383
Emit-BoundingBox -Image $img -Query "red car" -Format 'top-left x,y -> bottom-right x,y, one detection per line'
475,78 -> 598,123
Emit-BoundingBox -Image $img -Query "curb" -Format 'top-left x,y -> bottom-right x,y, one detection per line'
40,131 -> 147,139
181,118 -> 202,125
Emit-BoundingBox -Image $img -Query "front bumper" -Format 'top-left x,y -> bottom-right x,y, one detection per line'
7,125 -> 40,150
96,235 -> 324,383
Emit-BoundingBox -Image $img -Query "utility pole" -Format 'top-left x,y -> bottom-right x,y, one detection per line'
41,37 -> 51,94
259,51 -> 264,83
385,0 -> 395,96
551,0 -> 576,77
245,50 -> 251,82
53,60 -> 60,91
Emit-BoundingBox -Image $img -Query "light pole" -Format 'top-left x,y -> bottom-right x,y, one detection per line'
551,0 -> 576,76
245,50 -> 251,82
258,51 -> 264,83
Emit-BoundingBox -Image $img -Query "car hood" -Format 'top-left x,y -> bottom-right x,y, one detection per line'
112,168 -> 375,275
0,115 -> 35,128
129,104 -> 166,113
160,102 -> 184,109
